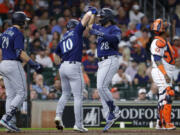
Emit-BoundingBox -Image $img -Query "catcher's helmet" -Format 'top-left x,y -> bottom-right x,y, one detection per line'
98,8 -> 116,26
151,18 -> 169,34
66,19 -> 79,30
12,11 -> 30,26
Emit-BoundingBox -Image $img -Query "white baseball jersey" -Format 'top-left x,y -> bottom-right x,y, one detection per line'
150,37 -> 175,105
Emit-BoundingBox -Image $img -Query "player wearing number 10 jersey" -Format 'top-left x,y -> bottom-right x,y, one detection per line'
53,9 -> 97,132
88,8 -> 121,132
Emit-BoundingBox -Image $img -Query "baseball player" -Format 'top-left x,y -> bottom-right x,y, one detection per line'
0,11 -> 41,132
150,19 -> 176,130
88,8 -> 121,132
54,8 -> 97,132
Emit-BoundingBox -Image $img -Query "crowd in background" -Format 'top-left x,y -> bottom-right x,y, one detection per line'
0,0 -> 180,101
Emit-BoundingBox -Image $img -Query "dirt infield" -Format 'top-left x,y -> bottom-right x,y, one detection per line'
0,129 -> 180,135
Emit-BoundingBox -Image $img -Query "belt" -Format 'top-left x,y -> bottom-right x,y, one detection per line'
98,55 -> 118,62
61,61 -> 78,64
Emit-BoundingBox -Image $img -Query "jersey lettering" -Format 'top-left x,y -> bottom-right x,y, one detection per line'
100,41 -> 109,50
62,38 -> 73,53
2,36 -> 9,49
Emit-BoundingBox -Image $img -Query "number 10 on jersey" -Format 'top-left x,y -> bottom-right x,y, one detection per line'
63,39 -> 73,53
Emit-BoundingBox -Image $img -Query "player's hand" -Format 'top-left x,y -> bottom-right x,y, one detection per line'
88,6 -> 98,15
90,29 -> 104,37
164,74 -> 171,83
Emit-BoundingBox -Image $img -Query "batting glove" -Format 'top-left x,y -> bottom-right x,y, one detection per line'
88,6 -> 98,15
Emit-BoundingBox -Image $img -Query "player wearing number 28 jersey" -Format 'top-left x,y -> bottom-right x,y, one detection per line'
54,9 -> 97,132
88,8 -> 121,132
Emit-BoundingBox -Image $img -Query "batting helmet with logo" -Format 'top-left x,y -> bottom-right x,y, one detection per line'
98,8 -> 116,26
66,19 -> 79,30
12,11 -> 30,26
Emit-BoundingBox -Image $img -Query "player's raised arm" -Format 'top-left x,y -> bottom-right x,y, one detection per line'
81,7 -> 97,27
88,11 -> 96,30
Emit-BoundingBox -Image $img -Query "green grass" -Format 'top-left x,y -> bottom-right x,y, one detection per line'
0,127 -> 180,131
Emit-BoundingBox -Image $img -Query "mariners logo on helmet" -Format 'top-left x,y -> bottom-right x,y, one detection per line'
12,11 -> 30,26
66,19 -> 79,30
98,8 -> 116,26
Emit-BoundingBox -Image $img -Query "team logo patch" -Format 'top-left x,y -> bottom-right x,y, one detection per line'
83,107 -> 100,126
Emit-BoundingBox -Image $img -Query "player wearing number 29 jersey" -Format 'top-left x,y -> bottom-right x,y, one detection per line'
0,11 -> 41,132
0,27 -> 24,61
54,9 -> 97,132
88,8 -> 121,132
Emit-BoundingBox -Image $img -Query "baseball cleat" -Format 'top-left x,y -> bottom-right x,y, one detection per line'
0,119 -> 20,132
54,117 -> 64,130
163,123 -> 176,130
73,125 -> 88,132
155,119 -> 163,130
103,109 -> 121,132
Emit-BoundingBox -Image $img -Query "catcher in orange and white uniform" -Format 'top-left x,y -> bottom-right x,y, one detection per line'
150,19 -> 176,130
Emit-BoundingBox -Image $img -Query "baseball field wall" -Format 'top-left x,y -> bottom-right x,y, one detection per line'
31,100 -> 180,128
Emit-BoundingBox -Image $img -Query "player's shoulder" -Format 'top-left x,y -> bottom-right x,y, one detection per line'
154,36 -> 166,48
92,23 -> 101,29
110,25 -> 121,32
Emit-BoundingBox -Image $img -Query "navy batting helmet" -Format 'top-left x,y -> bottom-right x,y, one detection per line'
12,11 -> 30,26
66,19 -> 79,30
98,8 -> 116,26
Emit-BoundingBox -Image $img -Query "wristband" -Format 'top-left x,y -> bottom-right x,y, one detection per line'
28,59 -> 36,66
158,64 -> 167,75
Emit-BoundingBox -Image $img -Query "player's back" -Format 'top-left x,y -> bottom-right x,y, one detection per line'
0,27 -> 24,61
56,23 -> 85,62
150,37 -> 175,69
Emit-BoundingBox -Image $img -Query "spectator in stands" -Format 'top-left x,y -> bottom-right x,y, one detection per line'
51,17 -> 66,34
136,15 -> 150,30
129,4 -> 144,24
92,89 -> 100,100
82,67 -> 90,88
35,46 -> 53,68
30,38 -> 42,54
32,74 -> 50,100
118,41 -> 126,55
125,58 -> 138,81
133,63 -> 149,87
135,88 -> 147,101
172,36 -> 180,58
131,42 -> 147,63
172,5 -> 180,36
83,52 -> 98,74
116,6 -> 129,28
30,84 -> 38,100
49,31 -> 60,53
0,76 -> 6,100
146,83 -> 158,100
86,41 -> 97,58
82,46 -> 88,62
110,87 -> 120,101
112,64 -> 132,86
0,0 -> 13,20
40,26 -> 52,46
119,46 -> 131,66
126,22 -> 137,37
29,16 -> 38,35
48,79 -> 62,99
137,28 -> 150,48
63,8 -> 72,21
